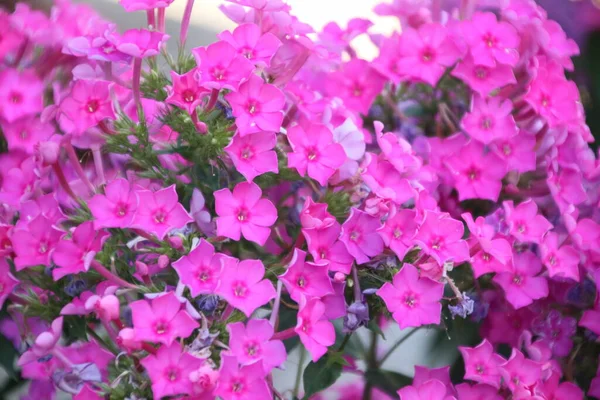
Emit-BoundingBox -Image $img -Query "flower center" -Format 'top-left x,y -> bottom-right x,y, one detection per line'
421,47 -> 435,62
155,321 -> 168,335
307,148 -> 318,161
86,100 -> 99,113
430,237 -> 443,250
474,66 -> 488,80
482,252 -> 491,261
352,84 -> 363,97
393,228 -> 402,239
154,210 -> 166,224
476,364 -> 485,374
39,241 -> 48,254
237,208 -> 249,222
183,90 -> 196,103
233,282 -> 247,297
245,341 -> 259,357
241,146 -> 254,160
297,276 -> 306,288
502,144 -> 512,156
512,274 -> 523,285
350,231 -> 360,241
115,203 -> 128,217
213,67 -> 225,81
516,222 -> 526,234
198,269 -> 210,282
467,167 -> 480,181
247,100 -> 259,114
403,292 -> 418,308
483,33 -> 496,48
10,92 -> 22,104
166,367 -> 179,382
480,117 -> 493,130
20,130 -> 28,140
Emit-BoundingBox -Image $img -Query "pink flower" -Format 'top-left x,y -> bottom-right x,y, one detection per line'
166,69 -> 209,115
172,239 -> 227,296
130,292 -> 199,345
579,307 -> 600,336
295,297 -> 336,362
540,20 -> 579,71
455,384 -> 501,400
539,232 -> 580,282
461,96 -> 518,144
216,257 -> 276,317
463,12 -> 520,67
88,178 -> 137,230
493,251 -> 549,309
140,342 -> 204,399
193,41 -> 254,91
17,317 -> 64,366
451,55 -> 516,96
361,154 -> 415,204
377,264 -> 444,329
537,373 -> 584,400
498,349 -> 542,392
490,133 -> 536,173
52,221 -> 108,281
446,140 -> 506,202
397,379 -> 453,400
214,355 -> 272,400
58,79 -> 115,136
218,23 -> 282,67
1,117 -> 55,155
0,69 -> 43,123
225,131 -> 278,182
0,12 -> 22,60
131,185 -> 193,240
524,70 -> 579,128
340,208 -> 384,264
397,23 -> 460,86
280,248 -> 333,302
414,211 -> 470,265
462,213 -> 512,278
326,59 -> 386,114
304,223 -> 354,274
503,200 -> 552,244
214,181 -> 277,245
377,207 -> 418,260
287,122 -> 346,186
12,216 -> 63,271
299,198 -> 336,230
225,74 -> 286,136
227,319 -> 286,372
0,259 -> 18,309
459,339 -> 505,388
119,0 -> 175,12
116,29 -> 169,58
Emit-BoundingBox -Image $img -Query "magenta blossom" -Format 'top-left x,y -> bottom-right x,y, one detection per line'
463,12 -> 520,67
340,208 -> 384,264
326,59 -> 386,114
58,79 -> 115,136
193,41 -> 254,91
52,221 -> 108,280
493,251 -> 549,309
397,22 -> 461,86
1,117 -> 55,155
446,140 -> 506,202
451,55 -> 516,96
225,74 -> 286,136
459,339 -> 505,388
140,342 -> 204,399
218,23 -> 282,67
304,222 -> 354,274
287,121 -> 347,186
455,383 -> 502,400
539,232 -> 580,281
116,29 -> 169,58
498,349 -> 542,392
216,257 -> 276,317
227,319 -> 286,372
503,199 -> 553,244
377,207 -> 418,261
130,292 -> 199,345
214,181 -> 277,245
280,248 -> 333,302
172,239 -> 228,296
224,131 -> 279,182
397,379 -> 454,400
0,69 -> 44,123
214,355 -> 271,400
295,297 -> 336,362
461,96 -> 518,145
414,211 -> 469,265
131,185 -> 193,240
377,264 -> 444,329
12,216 -> 63,271
89,178 -> 137,230
166,69 -> 208,115
299,198 -> 336,230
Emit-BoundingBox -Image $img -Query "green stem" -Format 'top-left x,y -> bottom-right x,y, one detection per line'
293,348 -> 306,398
377,328 -> 420,367
362,330 -> 378,400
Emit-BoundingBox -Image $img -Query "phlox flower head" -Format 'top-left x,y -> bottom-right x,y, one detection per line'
226,319 -> 286,373
0,69 -> 44,123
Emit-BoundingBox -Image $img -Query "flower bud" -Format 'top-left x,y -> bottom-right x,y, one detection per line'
37,141 -> 60,166
135,260 -> 149,276
99,295 -> 121,321
117,328 -> 141,351
168,236 -> 184,249
157,255 -> 169,269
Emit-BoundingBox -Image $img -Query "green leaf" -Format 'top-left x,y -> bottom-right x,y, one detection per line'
364,369 -> 412,396
0,333 -> 19,380
366,321 -> 386,340
302,354 -> 343,399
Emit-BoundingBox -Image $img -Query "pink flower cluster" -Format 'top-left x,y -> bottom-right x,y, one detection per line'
0,0 -> 599,398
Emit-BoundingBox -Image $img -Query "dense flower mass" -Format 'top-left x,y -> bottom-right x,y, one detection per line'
0,0 -> 599,399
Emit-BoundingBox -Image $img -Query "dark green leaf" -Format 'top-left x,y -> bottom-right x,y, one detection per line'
0,333 -> 19,379
302,354 -> 343,399
366,321 -> 386,340
364,369 -> 412,396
